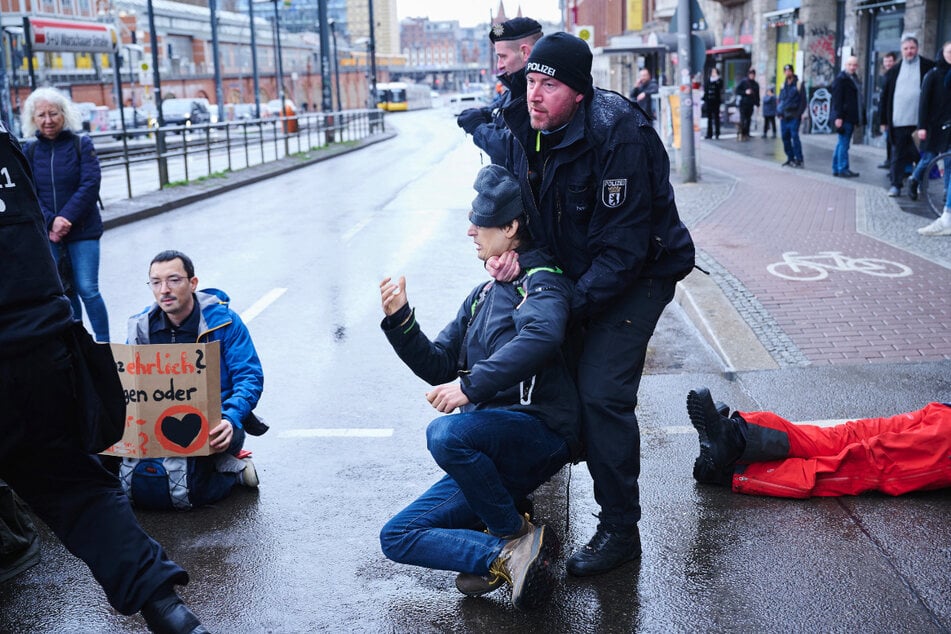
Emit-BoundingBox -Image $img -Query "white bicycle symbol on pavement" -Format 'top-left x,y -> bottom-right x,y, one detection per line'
767,251 -> 913,281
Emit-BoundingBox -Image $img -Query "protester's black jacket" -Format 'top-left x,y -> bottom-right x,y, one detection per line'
830,70 -> 862,126
917,57 -> 951,153
381,248 -> 581,455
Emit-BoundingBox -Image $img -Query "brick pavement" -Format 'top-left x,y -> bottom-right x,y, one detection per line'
692,145 -> 951,366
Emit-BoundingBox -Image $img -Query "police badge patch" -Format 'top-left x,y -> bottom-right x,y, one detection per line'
492,24 -> 506,39
602,179 -> 627,208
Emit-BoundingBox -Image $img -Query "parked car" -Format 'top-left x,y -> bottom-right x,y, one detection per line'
160,98 -> 213,130
266,98 -> 297,116
226,102 -> 269,121
449,93 -> 484,115
108,107 -> 152,139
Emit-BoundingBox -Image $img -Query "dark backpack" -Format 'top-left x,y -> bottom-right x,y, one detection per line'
119,457 -> 193,510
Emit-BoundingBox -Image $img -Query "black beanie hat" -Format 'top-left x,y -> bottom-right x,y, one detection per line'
470,165 -> 523,227
525,32 -> 592,94
489,17 -> 543,43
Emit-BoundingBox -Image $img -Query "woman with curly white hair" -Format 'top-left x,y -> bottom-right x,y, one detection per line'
21,87 -> 109,341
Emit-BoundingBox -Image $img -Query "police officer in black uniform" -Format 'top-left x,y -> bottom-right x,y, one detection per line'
0,120 -> 206,633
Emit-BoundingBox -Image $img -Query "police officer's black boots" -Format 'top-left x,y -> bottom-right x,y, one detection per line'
140,583 -> 208,634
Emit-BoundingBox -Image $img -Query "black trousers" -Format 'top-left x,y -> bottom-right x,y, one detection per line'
0,334 -> 187,614
570,278 -> 675,529
763,116 -> 777,136
739,105 -> 755,137
889,125 -> 919,188
706,102 -> 721,138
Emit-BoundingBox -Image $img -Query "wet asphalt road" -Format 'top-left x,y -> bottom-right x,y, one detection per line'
1,109 -> 949,633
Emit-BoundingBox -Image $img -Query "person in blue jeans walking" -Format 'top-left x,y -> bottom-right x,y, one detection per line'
777,64 -> 805,168
22,88 -> 110,341
831,56 -> 863,178
378,165 -> 581,610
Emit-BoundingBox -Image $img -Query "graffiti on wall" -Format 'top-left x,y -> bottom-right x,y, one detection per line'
807,26 -> 836,87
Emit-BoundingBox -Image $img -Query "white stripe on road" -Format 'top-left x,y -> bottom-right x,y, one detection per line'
279,428 -> 394,438
240,287 -> 288,324
342,217 -> 373,244
667,419 -> 846,436
278,421 -> 848,441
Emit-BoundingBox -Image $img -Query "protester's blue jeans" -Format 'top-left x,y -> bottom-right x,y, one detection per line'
909,150 -> 935,183
51,239 -> 110,342
781,117 -> 802,162
832,122 -> 854,174
380,409 -> 569,575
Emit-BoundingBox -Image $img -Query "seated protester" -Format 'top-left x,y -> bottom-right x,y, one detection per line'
120,250 -> 264,509
686,388 -> 951,498
378,165 -> 581,611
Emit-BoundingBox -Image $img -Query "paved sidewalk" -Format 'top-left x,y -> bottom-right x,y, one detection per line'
674,135 -> 951,369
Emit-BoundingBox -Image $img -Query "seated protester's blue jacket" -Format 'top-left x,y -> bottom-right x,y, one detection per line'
381,248 -> 581,458
120,288 -> 263,509
127,288 -> 263,429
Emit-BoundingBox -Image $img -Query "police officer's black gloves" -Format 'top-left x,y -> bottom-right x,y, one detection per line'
456,108 -> 492,135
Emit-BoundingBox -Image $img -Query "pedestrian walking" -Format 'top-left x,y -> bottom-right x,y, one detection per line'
21,87 -> 109,342
777,64 -> 805,167
877,52 -> 898,169
735,68 -> 760,141
761,87 -> 777,138
703,67 -> 723,139
831,56 -> 863,177
880,35 -> 934,197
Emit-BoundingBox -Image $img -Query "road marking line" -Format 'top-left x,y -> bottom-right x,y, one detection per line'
342,217 -> 372,243
279,428 -> 394,438
665,419 -> 845,436
241,288 -> 287,323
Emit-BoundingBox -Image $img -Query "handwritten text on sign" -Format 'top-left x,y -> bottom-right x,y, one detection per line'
101,342 -> 222,458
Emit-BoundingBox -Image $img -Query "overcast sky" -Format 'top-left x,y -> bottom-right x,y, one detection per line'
396,0 -> 564,28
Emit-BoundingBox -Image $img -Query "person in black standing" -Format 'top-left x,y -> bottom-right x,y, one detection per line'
735,67 -> 760,141
703,67 -> 723,139
880,35 -> 934,197
0,120 -> 206,633
830,56 -> 863,178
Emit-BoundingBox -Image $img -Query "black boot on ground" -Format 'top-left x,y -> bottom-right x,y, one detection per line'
140,584 -> 208,634
687,388 -> 746,485
566,524 -> 641,577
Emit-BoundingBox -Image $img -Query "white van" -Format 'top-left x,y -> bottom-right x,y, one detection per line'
449,93 -> 483,115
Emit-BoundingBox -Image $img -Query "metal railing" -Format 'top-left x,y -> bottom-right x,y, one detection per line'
83,108 -> 386,200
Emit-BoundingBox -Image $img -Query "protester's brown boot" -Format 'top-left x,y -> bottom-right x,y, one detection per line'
455,514 -> 532,597
486,523 -> 558,610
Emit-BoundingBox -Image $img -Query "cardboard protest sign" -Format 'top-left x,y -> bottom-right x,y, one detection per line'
101,342 -> 221,458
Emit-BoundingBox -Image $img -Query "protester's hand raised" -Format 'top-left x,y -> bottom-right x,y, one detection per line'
380,276 -> 408,317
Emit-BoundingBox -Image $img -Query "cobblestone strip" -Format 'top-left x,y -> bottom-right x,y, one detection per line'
695,249 -> 810,367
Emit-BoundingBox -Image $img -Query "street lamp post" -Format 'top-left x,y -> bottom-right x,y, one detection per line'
329,19 -> 342,111
146,0 -> 168,186
248,0 -> 261,118
209,0 -> 224,122
269,0 -> 288,153
316,0 -> 332,112
367,0 -> 378,108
